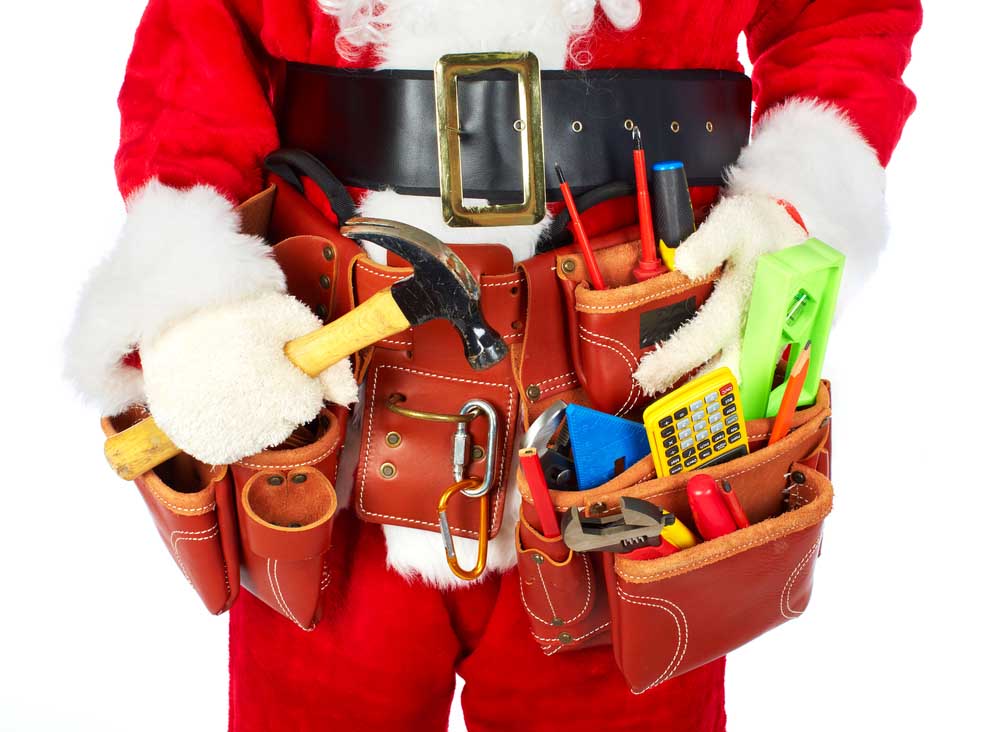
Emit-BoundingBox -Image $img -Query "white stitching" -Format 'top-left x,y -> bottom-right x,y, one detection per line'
576,276 -> 714,312
616,585 -> 689,693
267,558 -> 313,632
531,620 -> 610,654
780,538 -> 821,619
577,331 -> 640,416
535,563 -> 559,618
169,524 -> 219,583
236,441 -> 340,470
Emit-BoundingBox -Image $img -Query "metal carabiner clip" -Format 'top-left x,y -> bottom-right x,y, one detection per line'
451,399 -> 498,498
438,479 -> 489,581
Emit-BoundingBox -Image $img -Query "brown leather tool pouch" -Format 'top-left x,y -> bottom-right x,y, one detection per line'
556,227 -> 719,416
101,409 -> 241,615
351,247 -> 521,538
515,382 -> 832,686
230,407 -> 346,630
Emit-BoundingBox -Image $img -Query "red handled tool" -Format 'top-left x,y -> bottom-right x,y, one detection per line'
719,479 -> 750,529
686,474 -> 740,540
630,126 -> 670,282
555,163 -> 606,290
519,448 -> 562,539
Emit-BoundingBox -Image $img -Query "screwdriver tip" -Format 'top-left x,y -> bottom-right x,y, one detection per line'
554,163 -> 566,183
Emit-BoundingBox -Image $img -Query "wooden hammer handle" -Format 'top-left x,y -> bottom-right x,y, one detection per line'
105,289 -> 410,481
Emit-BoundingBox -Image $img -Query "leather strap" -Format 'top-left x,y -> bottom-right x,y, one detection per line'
277,64 -> 752,202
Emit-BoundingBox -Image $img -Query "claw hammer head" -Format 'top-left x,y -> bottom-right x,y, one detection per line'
340,218 -> 508,370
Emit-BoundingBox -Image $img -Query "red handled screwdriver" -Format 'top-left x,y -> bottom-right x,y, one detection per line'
555,163 -> 607,290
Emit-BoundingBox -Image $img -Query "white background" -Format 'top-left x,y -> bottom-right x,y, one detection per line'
1,1 -> 997,730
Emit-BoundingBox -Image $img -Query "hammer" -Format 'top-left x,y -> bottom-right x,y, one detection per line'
104,218 -> 508,480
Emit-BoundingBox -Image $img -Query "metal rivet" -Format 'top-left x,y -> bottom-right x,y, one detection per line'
558,632 -> 574,644
532,553 -> 545,565
511,319 -> 524,331
314,304 -> 328,319
526,384 -> 542,401
380,462 -> 397,479
670,120 -> 681,133
385,431 -> 402,448
513,119 -> 527,132
288,522 -> 302,528
323,246 -> 334,261
319,274 -> 332,289
705,120 -> 714,133
623,118 -> 635,131
589,502 -> 608,515
791,471 -> 806,484
570,120 -> 583,133
290,473 -> 307,484
551,617 -> 564,627
560,259 -> 577,274
267,476 -> 284,486
471,445 -> 485,461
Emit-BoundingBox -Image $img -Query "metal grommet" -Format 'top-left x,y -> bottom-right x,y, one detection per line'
560,259 -> 577,274
471,445 -> 485,461
267,476 -> 284,486
290,473 -> 307,484
532,553 -> 545,565
558,632 -> 574,644
551,617 -> 564,627
385,431 -> 402,448
526,384 -> 542,402
319,274 -> 332,289
322,246 -> 334,261
513,119 -> 527,132
791,470 -> 806,484
670,120 -> 681,133
623,118 -> 635,131
705,120 -> 714,133
570,120 -> 583,133
380,462 -> 397,479
314,304 -> 328,319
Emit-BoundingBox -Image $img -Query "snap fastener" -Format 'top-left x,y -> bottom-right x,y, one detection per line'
560,259 -> 576,274
670,120 -> 681,133
319,274 -> 332,289
314,304 -> 328,319
532,553 -> 545,565
513,119 -> 527,132
471,445 -> 485,461
570,120 -> 583,133
558,632 -> 573,644
551,617 -> 564,627
290,473 -> 307,484
705,120 -> 714,133
385,431 -> 402,448
623,118 -> 635,131
267,476 -> 284,486
526,384 -> 541,401
323,246 -> 334,261
791,470 -> 806,484
380,462 -> 397,479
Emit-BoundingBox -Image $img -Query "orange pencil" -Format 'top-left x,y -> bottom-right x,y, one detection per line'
767,341 -> 812,446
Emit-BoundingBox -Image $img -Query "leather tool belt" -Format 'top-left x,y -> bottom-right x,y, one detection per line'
277,63 -> 752,202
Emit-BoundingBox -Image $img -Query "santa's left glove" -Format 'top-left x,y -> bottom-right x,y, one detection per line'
66,181 -> 358,465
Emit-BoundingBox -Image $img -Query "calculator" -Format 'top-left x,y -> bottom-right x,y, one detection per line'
642,367 -> 750,478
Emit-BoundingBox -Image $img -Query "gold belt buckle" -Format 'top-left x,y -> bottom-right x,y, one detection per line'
433,51 -> 546,227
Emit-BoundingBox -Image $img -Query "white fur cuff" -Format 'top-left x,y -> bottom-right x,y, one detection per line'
65,180 -> 286,415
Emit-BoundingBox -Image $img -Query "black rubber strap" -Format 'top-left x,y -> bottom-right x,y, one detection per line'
264,149 -> 357,224
277,64 -> 751,204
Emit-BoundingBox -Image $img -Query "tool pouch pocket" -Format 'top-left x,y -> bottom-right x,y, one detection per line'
557,232 -> 719,416
230,406 -> 346,630
101,409 -> 241,615
515,382 -> 832,685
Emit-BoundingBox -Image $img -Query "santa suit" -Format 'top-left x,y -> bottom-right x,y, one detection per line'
66,1 -> 920,730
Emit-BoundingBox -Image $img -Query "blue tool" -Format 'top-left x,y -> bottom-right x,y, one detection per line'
565,404 -> 651,491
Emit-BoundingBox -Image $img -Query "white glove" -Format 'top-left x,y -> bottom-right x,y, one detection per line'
632,99 -> 889,396
633,195 -> 807,394
66,180 -> 357,465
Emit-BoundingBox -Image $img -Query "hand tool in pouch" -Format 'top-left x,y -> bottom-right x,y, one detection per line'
630,126 -> 670,282
563,497 -> 675,554
105,219 -> 508,480
554,163 -> 606,289
563,404 -> 650,491
522,401 -> 576,490
518,448 -> 562,539
651,160 -> 695,271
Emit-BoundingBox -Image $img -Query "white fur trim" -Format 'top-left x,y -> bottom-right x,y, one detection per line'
357,189 -> 551,264
141,291 -> 358,465
65,180 -> 286,415
726,98 -> 888,308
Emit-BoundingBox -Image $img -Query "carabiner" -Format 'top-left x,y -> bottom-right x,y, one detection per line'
452,399 -> 499,498
438,478 -> 489,581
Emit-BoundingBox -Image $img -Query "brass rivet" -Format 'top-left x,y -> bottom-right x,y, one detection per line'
319,274 -> 332,289
526,384 -> 542,401
560,259 -> 576,274
290,473 -> 307,484
380,462 -> 397,479
623,118 -> 635,131
323,246 -> 334,261
314,304 -> 328,319
267,476 -> 284,486
558,632 -> 573,644
513,119 -> 527,132
532,553 -> 545,565
670,120 -> 681,133
705,120 -> 714,133
385,431 -> 402,448
471,445 -> 485,461
570,120 -> 583,133
511,319 -> 524,331
551,617 -> 564,627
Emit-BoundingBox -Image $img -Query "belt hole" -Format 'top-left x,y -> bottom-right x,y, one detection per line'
513,119 -> 527,132
623,118 -> 635,131
670,121 -> 681,133
705,120 -> 714,133
570,120 -> 583,133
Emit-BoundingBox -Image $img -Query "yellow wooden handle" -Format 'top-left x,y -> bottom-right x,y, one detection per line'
105,289 -> 411,480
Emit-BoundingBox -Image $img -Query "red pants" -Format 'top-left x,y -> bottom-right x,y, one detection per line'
229,512 -> 726,731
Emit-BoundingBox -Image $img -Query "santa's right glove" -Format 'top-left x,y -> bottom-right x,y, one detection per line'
66,181 -> 358,465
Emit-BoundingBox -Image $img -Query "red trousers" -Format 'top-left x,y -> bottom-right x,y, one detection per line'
229,512 -> 726,731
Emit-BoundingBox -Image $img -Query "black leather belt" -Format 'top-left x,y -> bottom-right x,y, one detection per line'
277,63 -> 751,203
